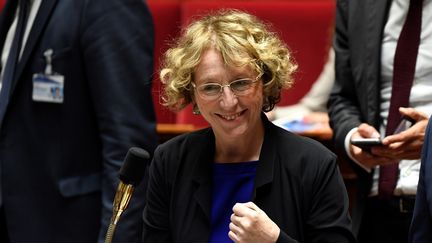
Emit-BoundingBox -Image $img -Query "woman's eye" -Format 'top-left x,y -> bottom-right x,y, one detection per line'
201,84 -> 220,93
232,79 -> 252,90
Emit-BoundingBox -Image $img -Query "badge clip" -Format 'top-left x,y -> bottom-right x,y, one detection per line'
43,49 -> 54,75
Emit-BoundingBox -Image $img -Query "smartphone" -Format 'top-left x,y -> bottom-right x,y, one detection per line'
350,116 -> 415,151
393,116 -> 415,134
350,137 -> 382,151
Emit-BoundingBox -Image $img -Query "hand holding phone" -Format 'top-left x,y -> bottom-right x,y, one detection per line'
350,137 -> 382,151
350,116 -> 415,152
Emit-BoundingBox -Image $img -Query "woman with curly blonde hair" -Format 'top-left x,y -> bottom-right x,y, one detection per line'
143,10 -> 354,243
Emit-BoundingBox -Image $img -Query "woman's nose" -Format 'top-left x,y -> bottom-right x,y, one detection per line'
219,86 -> 238,108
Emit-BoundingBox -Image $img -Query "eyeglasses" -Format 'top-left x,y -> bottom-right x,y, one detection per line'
192,78 -> 259,101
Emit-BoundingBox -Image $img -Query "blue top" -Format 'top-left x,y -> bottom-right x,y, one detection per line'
209,161 -> 259,243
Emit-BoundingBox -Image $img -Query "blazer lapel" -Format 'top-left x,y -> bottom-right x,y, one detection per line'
364,0 -> 392,56
11,0 -> 57,95
253,115 -> 275,200
0,0 -> 18,57
191,130 -> 215,222
364,0 -> 392,124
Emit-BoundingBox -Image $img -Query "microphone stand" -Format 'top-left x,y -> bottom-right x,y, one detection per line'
104,182 -> 134,243
103,147 -> 149,243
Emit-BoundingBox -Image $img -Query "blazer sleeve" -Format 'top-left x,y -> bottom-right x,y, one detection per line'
409,118 -> 432,242
305,153 -> 355,242
328,0 -> 362,151
271,134 -> 355,243
142,145 -> 173,242
80,0 -> 158,242
275,151 -> 355,243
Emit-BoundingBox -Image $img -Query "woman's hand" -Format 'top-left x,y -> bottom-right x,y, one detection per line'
228,202 -> 279,243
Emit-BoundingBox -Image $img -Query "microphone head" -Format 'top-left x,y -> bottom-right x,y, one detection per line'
119,147 -> 150,186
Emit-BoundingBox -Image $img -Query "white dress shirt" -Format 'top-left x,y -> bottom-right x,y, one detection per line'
0,0 -> 42,89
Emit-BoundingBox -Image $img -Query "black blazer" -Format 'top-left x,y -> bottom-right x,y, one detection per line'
143,116 -> 355,243
328,0 -> 392,234
329,0 -> 393,147
0,0 -> 157,242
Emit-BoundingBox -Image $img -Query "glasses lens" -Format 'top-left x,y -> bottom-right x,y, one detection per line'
195,78 -> 256,100
230,79 -> 254,93
198,83 -> 221,96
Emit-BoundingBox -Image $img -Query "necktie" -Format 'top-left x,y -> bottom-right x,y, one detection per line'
0,0 -> 29,125
378,0 -> 423,199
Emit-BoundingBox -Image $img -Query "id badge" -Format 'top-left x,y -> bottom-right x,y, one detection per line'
32,73 -> 64,103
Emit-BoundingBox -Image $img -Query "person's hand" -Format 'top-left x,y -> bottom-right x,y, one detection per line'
371,107 -> 428,160
350,123 -> 397,170
228,202 -> 279,243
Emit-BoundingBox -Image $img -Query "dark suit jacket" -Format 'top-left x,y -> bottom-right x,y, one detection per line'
0,0 -> 157,242
409,117 -> 432,242
328,0 -> 392,234
143,116 -> 355,243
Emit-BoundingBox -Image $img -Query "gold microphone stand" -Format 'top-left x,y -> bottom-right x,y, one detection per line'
104,182 -> 134,243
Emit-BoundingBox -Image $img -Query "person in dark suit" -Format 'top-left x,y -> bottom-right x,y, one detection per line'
142,10 -> 355,243
0,0 -> 157,242
328,0 -> 432,242
409,117 -> 432,242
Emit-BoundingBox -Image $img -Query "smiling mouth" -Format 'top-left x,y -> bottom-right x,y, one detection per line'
218,111 -> 244,121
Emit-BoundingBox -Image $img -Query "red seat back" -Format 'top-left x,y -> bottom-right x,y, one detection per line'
148,2 -> 182,123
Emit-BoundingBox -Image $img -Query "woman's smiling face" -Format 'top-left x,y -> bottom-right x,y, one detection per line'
193,48 -> 264,139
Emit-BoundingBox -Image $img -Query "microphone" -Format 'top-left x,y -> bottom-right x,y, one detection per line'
105,147 -> 150,243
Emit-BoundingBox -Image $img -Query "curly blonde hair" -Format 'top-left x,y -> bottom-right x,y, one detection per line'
160,9 -> 297,112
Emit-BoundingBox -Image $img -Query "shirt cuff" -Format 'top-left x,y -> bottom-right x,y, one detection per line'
344,127 -> 372,173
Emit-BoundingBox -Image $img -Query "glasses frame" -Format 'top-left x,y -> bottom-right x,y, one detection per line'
192,77 -> 260,101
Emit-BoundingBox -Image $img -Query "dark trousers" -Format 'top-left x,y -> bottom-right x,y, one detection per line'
0,207 -> 9,243
358,196 -> 414,243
